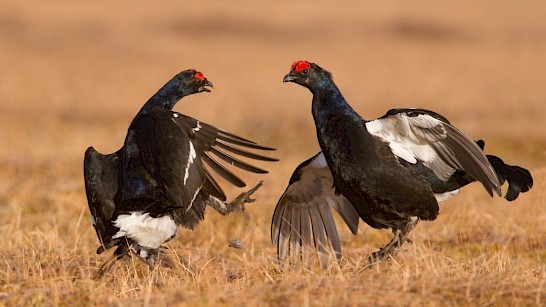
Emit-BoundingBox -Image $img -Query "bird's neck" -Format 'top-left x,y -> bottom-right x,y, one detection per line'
310,79 -> 371,162
137,84 -> 183,115
310,80 -> 362,121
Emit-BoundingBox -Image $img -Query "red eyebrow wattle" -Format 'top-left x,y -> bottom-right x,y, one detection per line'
195,71 -> 205,80
291,61 -> 311,73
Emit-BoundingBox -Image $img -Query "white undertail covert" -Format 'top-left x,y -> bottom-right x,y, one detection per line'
113,211 -> 178,249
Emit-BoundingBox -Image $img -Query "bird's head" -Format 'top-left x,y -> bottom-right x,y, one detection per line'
283,61 -> 333,90
170,69 -> 213,98
140,69 -> 214,113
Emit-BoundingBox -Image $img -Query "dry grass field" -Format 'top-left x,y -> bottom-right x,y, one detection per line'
1,0 -> 545,305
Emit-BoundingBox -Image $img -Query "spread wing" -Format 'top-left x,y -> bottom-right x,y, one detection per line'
122,108 -> 277,209
366,108 -> 501,197
83,147 -> 122,253
271,152 -> 360,264
173,112 -> 278,201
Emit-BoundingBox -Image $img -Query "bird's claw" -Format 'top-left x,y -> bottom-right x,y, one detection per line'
227,181 -> 263,213
368,248 -> 388,264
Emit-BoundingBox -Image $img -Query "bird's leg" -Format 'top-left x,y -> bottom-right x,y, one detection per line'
155,247 -> 175,268
94,252 -> 119,280
368,217 -> 419,263
206,181 -> 264,215
145,251 -> 156,270
128,246 -> 156,271
142,249 -> 166,288
94,244 -> 131,280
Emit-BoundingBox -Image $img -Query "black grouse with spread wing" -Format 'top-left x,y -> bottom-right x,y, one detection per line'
84,70 -> 277,274
272,61 -> 532,264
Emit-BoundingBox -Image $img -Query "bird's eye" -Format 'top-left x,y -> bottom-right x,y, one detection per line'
196,78 -> 202,84
301,69 -> 309,75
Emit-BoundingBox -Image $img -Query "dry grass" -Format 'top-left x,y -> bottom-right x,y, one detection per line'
1,0 -> 545,305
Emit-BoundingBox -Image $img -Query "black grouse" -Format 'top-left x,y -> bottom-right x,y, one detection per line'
272,61 -> 533,264
84,69 -> 277,275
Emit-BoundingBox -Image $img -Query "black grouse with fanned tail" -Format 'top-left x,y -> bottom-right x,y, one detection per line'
272,61 -> 533,265
84,70 -> 277,276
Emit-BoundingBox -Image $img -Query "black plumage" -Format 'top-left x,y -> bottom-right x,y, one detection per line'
272,61 -> 533,264
84,70 -> 277,275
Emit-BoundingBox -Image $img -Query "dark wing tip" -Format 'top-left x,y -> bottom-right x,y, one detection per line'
215,141 -> 279,162
218,130 -> 277,151
209,147 -> 270,174
202,154 -> 247,187
218,133 -> 277,151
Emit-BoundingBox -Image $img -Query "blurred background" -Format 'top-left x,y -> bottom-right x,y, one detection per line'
1,1 -> 545,304
0,0 -> 546,233
2,0 -> 545,159
0,0 -> 545,250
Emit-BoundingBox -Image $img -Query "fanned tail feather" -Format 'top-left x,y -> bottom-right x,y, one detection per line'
476,140 -> 533,201
486,155 -> 533,201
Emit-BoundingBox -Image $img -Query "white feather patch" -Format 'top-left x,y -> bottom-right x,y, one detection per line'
193,121 -> 201,132
310,152 -> 328,169
113,211 -> 178,249
366,113 -> 456,181
366,118 -> 417,164
364,118 -> 384,135
183,141 -> 197,185
186,187 -> 201,213
434,189 -> 459,202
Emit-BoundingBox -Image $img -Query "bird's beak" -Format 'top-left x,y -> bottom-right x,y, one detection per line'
199,80 -> 213,92
283,73 -> 296,83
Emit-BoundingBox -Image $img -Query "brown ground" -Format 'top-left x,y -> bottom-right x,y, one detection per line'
0,1 -> 545,306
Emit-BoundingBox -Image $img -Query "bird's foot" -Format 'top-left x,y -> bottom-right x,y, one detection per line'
367,217 -> 418,265
155,247 -> 178,268
226,181 -> 264,214
146,254 -> 156,270
95,255 -> 117,280
206,181 -> 263,215
131,247 -> 160,271
94,244 -> 131,280
368,245 -> 397,264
